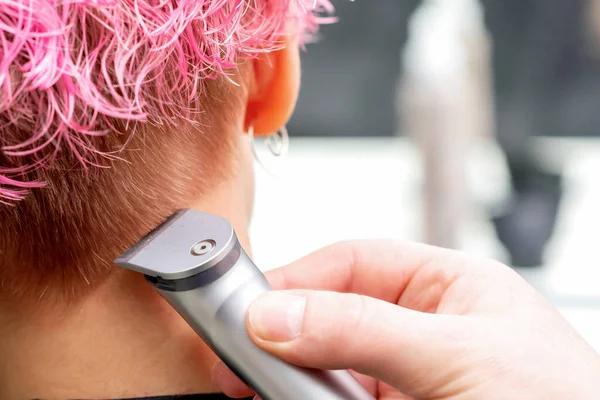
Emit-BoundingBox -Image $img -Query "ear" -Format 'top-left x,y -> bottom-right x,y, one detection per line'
243,36 -> 300,136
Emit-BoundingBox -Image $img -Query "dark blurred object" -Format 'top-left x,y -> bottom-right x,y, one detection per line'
291,0 -> 600,267
482,0 -> 600,149
288,0 -> 420,137
481,0 -> 594,267
291,0 -> 600,140
492,167 -> 563,267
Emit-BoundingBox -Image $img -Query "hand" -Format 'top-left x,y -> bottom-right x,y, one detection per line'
212,241 -> 600,400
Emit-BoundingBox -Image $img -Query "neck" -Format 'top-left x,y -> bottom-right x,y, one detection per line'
0,176 -> 254,399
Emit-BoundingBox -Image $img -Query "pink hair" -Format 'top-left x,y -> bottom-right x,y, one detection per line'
0,0 -> 334,204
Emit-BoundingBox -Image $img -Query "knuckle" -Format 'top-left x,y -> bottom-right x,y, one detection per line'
484,258 -> 522,280
329,240 -> 361,265
466,256 -> 531,296
334,293 -> 369,352
294,293 -> 370,368
462,253 -> 519,280
329,240 -> 371,262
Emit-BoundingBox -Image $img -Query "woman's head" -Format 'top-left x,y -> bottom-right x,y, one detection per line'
0,0 -> 333,300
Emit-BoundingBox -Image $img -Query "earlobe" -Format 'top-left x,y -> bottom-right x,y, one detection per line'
244,37 -> 300,136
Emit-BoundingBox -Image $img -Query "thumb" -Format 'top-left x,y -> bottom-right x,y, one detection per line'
246,290 -> 463,393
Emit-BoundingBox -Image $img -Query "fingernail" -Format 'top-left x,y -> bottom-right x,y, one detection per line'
249,292 -> 306,342
253,396 -> 263,400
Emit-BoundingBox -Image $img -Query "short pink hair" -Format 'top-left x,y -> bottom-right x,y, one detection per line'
0,0 -> 334,203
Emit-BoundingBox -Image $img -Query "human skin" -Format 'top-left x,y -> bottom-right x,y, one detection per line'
0,34 -> 302,400
213,240 -> 600,400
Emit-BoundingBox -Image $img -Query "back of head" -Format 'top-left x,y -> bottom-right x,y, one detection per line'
0,0 -> 333,303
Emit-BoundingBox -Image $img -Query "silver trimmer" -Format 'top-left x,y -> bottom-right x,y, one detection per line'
114,209 -> 375,400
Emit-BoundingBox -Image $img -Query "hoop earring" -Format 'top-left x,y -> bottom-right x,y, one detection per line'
248,125 -> 289,177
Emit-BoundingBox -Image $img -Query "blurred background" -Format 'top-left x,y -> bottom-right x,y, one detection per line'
250,0 -> 600,350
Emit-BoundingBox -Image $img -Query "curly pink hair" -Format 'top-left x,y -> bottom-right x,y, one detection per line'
0,0 -> 334,203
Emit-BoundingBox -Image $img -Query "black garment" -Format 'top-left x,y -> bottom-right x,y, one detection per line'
37,395 -> 248,400
125,396 -> 223,399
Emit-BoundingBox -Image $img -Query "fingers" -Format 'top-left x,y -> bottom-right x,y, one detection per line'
213,241 -> 520,397
263,240 -> 504,308
245,289 -> 463,393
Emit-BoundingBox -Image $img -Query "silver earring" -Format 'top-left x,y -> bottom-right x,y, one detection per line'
248,125 -> 289,177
